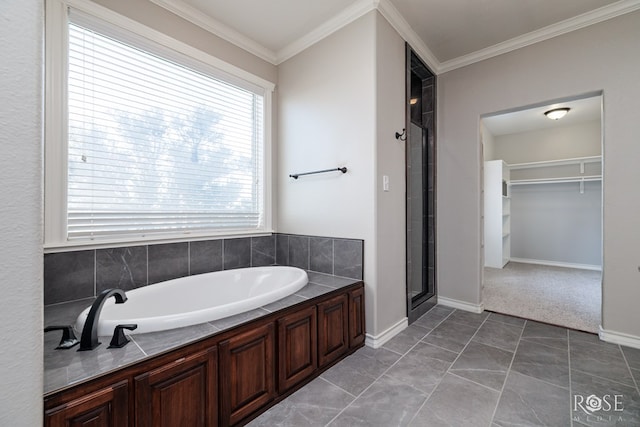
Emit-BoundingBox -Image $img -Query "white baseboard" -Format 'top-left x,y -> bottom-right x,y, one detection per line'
509,257 -> 601,271
365,317 -> 408,349
599,326 -> 640,350
437,296 -> 484,314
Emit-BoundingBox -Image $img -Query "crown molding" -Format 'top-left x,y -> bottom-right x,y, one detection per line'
439,0 -> 640,73
376,0 -> 441,74
148,0 -> 278,64
275,0 -> 377,64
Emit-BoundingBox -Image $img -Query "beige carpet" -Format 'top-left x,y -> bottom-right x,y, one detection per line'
483,262 -> 601,333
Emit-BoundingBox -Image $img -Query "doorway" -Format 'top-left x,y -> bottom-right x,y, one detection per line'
481,94 -> 603,332
405,45 -> 437,323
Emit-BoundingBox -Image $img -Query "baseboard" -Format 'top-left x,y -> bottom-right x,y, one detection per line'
365,317 -> 408,349
509,257 -> 602,272
599,326 -> 640,350
437,296 -> 484,314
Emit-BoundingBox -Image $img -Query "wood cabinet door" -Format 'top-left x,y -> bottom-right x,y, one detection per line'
134,347 -> 217,427
349,286 -> 366,348
45,380 -> 128,427
317,294 -> 349,367
219,322 -> 276,426
277,306 -> 317,393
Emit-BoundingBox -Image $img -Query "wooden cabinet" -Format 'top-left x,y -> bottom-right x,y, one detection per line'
277,306 -> 317,392
219,323 -> 276,426
349,287 -> 366,348
134,347 -> 217,427
44,380 -> 128,427
317,294 -> 349,367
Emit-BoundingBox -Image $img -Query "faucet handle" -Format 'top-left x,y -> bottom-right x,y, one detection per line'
108,324 -> 138,349
44,325 -> 79,350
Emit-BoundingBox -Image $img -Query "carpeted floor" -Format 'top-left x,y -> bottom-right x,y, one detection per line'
483,262 -> 601,333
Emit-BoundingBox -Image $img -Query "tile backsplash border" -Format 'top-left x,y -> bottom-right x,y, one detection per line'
44,233 -> 364,306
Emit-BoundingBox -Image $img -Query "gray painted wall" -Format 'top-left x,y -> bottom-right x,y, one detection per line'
438,10 -> 640,337
510,182 -> 602,267
0,0 -> 44,425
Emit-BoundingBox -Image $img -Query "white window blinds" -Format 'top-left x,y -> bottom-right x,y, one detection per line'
66,18 -> 265,240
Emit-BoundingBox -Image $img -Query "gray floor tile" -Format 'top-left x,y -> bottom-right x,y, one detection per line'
493,371 -> 570,427
413,309 -> 450,331
410,373 -> 500,427
472,320 -> 523,352
486,312 -> 526,328
570,338 -> 635,387
329,375 -> 427,427
422,319 -> 479,353
321,346 -> 401,396
383,325 -> 430,355
248,377 -> 353,427
446,309 -> 490,328
511,338 -> 570,389
632,369 -> 640,387
449,341 -> 513,391
521,320 -> 568,350
385,342 -> 458,394
621,345 -> 640,371
571,369 -> 640,426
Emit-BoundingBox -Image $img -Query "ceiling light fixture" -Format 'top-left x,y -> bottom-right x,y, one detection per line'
544,107 -> 570,120
410,98 -> 418,105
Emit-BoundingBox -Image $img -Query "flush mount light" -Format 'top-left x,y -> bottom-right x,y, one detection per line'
544,107 -> 570,120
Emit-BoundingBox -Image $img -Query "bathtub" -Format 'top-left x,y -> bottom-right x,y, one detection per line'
75,266 -> 308,336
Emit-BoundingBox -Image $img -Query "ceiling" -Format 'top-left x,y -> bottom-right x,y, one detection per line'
482,95 -> 602,137
150,0 -> 640,72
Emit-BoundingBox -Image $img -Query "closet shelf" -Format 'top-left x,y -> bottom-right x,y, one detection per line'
509,155 -> 601,170
510,175 -> 601,186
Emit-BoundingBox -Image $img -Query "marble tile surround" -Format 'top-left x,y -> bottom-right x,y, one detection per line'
44,233 -> 364,305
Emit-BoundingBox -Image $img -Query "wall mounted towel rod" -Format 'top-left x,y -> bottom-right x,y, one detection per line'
289,167 -> 347,179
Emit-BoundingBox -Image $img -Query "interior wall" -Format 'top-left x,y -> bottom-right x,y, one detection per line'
0,0 -> 44,424
511,182 -> 602,267
491,120 -> 601,163
438,10 -> 640,338
277,13 -> 378,332
374,12 -> 406,335
91,0 -> 277,83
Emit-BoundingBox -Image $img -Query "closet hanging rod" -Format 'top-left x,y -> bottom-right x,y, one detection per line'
289,167 -> 347,180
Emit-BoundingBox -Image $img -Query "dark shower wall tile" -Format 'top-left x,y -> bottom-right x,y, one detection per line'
310,237 -> 333,274
96,246 -> 147,293
223,238 -> 251,270
251,235 -> 276,267
148,242 -> 189,284
44,250 -> 95,305
334,239 -> 363,280
275,234 -> 289,265
190,239 -> 223,275
288,235 -> 309,270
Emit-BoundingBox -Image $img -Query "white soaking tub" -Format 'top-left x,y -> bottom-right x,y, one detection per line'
75,266 -> 308,336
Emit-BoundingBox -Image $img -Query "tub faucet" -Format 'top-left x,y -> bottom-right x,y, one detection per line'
78,288 -> 127,351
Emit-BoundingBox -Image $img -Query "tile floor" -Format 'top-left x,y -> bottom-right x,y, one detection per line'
248,305 -> 640,426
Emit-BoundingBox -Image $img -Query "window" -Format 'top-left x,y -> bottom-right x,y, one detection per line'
45,1 -> 273,247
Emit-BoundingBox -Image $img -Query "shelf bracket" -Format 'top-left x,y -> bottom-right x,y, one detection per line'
580,179 -> 584,194
580,161 -> 585,174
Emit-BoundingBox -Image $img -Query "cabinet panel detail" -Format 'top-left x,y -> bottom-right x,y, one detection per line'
278,305 -> 317,392
349,287 -> 366,348
317,294 -> 349,367
134,347 -> 217,427
44,380 -> 128,427
219,322 -> 276,426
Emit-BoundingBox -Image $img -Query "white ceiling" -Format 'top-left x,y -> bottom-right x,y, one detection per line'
482,95 -> 602,137
150,0 -> 640,72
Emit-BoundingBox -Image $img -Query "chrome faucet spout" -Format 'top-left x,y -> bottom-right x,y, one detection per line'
78,288 -> 127,351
